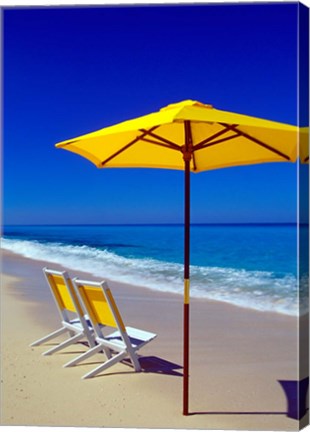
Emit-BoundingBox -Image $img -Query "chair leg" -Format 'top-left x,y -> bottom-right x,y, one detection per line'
63,343 -> 104,367
84,329 -> 97,349
82,351 -> 128,379
42,332 -> 84,356
129,352 -> 142,372
30,327 -> 67,347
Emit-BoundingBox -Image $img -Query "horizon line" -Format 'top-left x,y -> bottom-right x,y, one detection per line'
2,222 -> 303,227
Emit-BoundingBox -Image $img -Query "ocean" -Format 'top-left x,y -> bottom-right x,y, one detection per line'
1,224 -> 307,316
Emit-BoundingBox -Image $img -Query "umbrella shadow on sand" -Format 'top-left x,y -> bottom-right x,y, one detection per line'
189,377 -> 309,421
62,345 -> 308,420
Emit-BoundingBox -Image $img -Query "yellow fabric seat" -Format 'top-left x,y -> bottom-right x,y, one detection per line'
63,278 -> 157,379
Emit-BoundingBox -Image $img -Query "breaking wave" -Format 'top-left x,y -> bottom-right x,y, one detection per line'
2,237 -> 306,316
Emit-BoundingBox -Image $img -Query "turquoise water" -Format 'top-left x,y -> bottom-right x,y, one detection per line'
2,224 -> 307,316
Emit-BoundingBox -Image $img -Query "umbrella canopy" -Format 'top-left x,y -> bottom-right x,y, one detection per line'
56,100 -> 305,415
56,100 -> 300,171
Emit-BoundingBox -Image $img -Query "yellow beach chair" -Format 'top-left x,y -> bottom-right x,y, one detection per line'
64,278 -> 157,379
30,268 -> 96,356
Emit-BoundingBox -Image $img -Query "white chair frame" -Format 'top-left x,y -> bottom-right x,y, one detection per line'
64,278 -> 157,379
30,268 -> 96,356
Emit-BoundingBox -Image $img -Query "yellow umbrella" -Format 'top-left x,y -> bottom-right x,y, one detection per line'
56,99 -> 305,415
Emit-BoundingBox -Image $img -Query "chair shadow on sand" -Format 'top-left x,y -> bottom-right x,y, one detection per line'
57,345 -> 183,377
60,350 -> 183,378
89,355 -> 183,377
138,356 -> 183,377
94,355 -> 183,378
190,377 -> 309,421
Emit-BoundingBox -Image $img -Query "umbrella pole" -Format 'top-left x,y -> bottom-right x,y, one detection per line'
183,155 -> 191,416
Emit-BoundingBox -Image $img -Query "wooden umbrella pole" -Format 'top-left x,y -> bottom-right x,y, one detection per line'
183,157 -> 190,415
183,121 -> 192,416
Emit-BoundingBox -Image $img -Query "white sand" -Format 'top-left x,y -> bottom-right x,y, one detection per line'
1,250 -> 308,430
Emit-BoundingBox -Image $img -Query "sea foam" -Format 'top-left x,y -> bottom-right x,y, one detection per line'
2,237 -> 305,316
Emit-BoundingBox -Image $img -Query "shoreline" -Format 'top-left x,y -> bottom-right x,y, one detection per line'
1,244 -> 298,318
1,249 -> 307,429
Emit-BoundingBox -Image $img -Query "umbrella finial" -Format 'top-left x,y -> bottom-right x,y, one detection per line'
160,100 -> 213,111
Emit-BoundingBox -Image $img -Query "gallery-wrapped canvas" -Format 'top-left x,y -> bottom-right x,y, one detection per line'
1,2 -> 309,431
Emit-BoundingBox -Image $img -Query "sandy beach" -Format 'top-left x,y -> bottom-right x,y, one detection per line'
0,249 -> 307,430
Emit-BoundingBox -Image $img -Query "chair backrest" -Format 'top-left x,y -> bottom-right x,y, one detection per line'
43,268 -> 85,322
72,278 -> 126,335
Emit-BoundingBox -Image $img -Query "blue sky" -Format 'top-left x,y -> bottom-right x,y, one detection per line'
2,3 -> 307,225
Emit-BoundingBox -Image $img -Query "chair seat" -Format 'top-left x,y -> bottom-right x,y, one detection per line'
98,326 -> 157,350
67,317 -> 93,331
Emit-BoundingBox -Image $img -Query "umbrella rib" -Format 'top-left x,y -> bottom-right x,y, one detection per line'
194,124 -> 239,151
140,137 -> 181,152
223,124 -> 292,161
100,126 -> 159,167
139,129 -> 181,150
192,148 -> 197,171
194,132 -> 241,151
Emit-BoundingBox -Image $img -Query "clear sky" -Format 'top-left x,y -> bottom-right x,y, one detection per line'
2,3 -> 306,225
